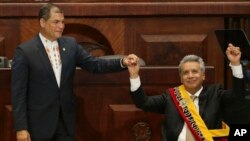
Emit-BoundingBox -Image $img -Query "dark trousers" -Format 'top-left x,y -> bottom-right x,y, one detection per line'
31,110 -> 74,141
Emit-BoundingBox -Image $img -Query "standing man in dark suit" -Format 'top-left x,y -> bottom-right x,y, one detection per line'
127,44 -> 245,141
11,3 -> 139,141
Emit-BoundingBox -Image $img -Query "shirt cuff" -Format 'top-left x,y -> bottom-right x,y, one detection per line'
120,58 -> 126,68
130,76 -> 141,92
229,63 -> 243,79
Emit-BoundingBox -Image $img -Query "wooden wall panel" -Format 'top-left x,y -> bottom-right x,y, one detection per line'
139,34 -> 207,65
65,18 -> 126,55
0,20 -> 20,58
0,0 -> 250,3
20,19 -> 39,43
1,3 -> 250,17
3,105 -> 15,141
19,18 -> 126,56
108,105 -> 164,141
0,36 -> 4,56
125,17 -> 224,83
0,69 -> 12,141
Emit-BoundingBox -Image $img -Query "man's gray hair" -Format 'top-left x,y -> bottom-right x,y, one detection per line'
178,54 -> 205,75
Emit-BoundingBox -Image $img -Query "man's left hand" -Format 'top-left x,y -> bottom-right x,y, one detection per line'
122,54 -> 139,67
226,43 -> 241,66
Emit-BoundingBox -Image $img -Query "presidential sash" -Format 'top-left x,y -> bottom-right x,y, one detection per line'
169,85 -> 229,141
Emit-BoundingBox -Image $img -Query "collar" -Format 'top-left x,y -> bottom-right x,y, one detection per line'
39,33 -> 58,47
187,86 -> 203,98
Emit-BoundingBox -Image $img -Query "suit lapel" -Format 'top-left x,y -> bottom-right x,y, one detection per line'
198,87 -> 208,116
58,38 -> 70,86
36,35 -> 58,87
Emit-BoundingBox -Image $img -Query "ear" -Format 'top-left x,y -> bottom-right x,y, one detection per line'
40,18 -> 45,28
202,72 -> 205,80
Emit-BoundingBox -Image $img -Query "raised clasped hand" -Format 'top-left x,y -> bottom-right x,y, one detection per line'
123,54 -> 139,66
226,43 -> 241,66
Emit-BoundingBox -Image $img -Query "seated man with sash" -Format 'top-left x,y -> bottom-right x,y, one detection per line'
127,43 -> 245,141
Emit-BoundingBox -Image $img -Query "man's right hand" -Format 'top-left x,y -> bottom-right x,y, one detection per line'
16,130 -> 31,141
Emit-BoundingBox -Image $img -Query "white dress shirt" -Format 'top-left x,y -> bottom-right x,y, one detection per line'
130,64 -> 243,141
178,88 -> 201,141
39,33 -> 62,87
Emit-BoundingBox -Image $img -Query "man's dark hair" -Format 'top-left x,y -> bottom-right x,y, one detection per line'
38,3 -> 63,21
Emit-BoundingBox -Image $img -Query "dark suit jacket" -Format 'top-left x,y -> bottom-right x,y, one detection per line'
11,35 -> 126,138
130,77 -> 245,141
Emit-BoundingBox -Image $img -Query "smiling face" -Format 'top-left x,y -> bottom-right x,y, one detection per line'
180,61 -> 205,94
40,7 -> 65,41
